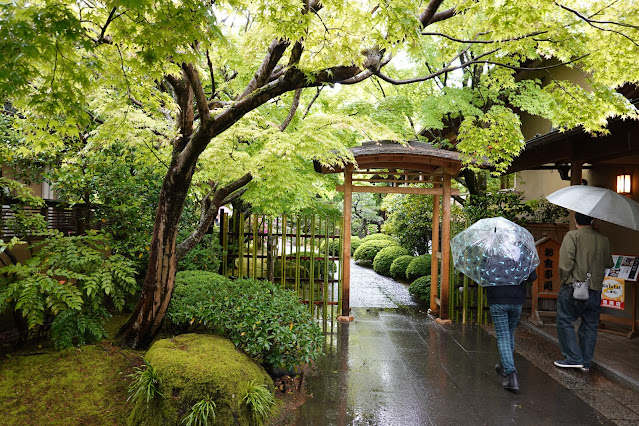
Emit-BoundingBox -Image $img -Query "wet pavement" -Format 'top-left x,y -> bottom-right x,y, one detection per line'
290,261 -> 639,425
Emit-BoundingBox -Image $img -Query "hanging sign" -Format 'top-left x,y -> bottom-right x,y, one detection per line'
601,276 -> 625,310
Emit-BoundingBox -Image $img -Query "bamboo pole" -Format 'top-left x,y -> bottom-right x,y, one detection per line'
238,213 -> 245,278
309,215 -> 316,316
281,215 -> 287,287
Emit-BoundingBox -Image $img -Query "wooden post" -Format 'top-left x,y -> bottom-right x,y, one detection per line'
569,161 -> 583,231
339,165 -> 354,321
430,193 -> 440,314
440,174 -> 452,319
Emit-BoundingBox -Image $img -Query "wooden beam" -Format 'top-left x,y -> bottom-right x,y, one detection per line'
339,165 -> 353,321
335,185 -> 461,195
430,193 -> 440,314
440,174 -> 452,319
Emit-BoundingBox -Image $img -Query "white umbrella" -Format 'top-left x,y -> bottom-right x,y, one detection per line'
546,185 -> 639,231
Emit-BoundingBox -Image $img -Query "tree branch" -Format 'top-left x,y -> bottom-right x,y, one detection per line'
176,173 -> 252,259
182,63 -> 210,123
206,50 -> 216,98
421,30 -> 547,44
419,0 -> 447,27
238,39 -> 290,100
97,7 -> 117,45
558,3 -> 639,47
302,86 -> 323,119
280,88 -> 302,131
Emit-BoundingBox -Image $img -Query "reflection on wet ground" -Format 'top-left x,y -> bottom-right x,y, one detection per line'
292,261 -> 615,425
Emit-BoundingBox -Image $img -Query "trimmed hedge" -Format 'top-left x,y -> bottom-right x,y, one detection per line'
409,275 -> 431,303
166,271 -> 324,372
353,239 -> 397,264
406,254 -> 432,281
390,255 -> 414,279
373,246 -> 410,276
350,235 -> 362,255
361,233 -> 396,243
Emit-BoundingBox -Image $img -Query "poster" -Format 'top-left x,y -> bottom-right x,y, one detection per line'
601,276 -> 625,310
606,255 -> 639,282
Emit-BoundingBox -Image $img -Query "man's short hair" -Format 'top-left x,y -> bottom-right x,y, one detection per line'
575,212 -> 594,226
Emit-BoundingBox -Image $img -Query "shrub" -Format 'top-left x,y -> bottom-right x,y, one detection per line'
373,246 -> 410,276
178,233 -> 222,272
350,235 -> 362,255
406,254 -> 432,281
318,238 -> 341,255
409,275 -> 431,303
167,272 -> 324,372
274,250 -> 337,278
390,255 -> 414,279
361,233 -> 396,243
0,231 -> 138,349
353,239 -> 397,264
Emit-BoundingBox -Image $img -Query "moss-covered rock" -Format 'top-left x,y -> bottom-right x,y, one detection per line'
129,334 -> 274,426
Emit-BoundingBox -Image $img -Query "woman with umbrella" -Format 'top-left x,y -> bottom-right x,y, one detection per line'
451,217 -> 540,392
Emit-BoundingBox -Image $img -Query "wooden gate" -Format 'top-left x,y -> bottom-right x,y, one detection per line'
219,213 -> 343,323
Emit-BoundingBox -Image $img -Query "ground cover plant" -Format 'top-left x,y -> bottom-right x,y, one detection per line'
166,271 -> 324,373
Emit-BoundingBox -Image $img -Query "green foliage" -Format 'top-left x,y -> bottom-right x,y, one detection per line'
463,192 -> 532,224
178,234 -> 222,272
390,255 -> 414,279
167,271 -> 324,372
350,236 -> 363,255
243,380 -> 276,425
382,193 -> 433,255
373,246 -> 410,276
361,233 -> 396,243
275,250 -> 338,279
318,238 -> 341,256
50,308 -> 107,350
409,276 -> 431,303
182,398 -> 216,426
524,198 -> 569,223
128,360 -> 165,405
353,239 -> 397,264
0,231 -> 138,348
406,254 -> 432,281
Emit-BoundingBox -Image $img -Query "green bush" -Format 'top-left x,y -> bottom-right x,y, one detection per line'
319,238 -> 341,255
390,255 -> 414,279
406,254 -> 432,281
353,239 -> 397,264
361,233 -> 396,243
178,233 -> 222,272
0,231 -> 138,349
373,246 -> 410,276
350,236 -> 362,255
167,271 -> 324,372
409,275 -> 431,303
274,250 -> 337,278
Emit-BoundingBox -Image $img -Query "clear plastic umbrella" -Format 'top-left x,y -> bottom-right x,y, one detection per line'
451,217 -> 540,287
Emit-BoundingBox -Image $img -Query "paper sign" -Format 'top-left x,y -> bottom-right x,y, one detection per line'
606,255 -> 639,282
601,276 -> 625,310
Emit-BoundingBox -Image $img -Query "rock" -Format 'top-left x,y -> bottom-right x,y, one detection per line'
128,334 -> 274,425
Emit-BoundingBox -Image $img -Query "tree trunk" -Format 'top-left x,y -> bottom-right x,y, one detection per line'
118,162 -> 193,349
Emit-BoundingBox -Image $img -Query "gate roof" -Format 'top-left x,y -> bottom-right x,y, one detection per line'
314,140 -> 463,176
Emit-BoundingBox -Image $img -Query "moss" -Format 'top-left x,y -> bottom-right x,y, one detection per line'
0,343 -> 142,425
129,334 -> 273,426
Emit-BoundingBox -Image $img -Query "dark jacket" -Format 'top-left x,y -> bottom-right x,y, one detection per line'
486,270 -> 537,305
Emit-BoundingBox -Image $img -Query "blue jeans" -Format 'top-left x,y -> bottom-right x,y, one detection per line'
556,285 -> 601,368
490,304 -> 522,374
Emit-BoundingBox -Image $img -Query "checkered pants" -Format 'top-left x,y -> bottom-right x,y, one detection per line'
489,304 -> 523,375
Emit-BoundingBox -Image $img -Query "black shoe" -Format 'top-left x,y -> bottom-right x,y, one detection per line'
502,371 -> 519,392
495,362 -> 506,377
